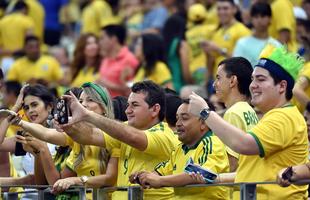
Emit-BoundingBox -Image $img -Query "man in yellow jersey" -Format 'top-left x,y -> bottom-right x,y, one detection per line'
130,100 -> 230,200
7,35 -> 63,85
189,45 -> 308,199
213,57 -> 258,172
202,0 -> 251,92
0,1 -> 34,56
61,80 -> 179,200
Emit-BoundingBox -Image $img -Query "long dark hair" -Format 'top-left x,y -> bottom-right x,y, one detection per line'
141,33 -> 166,77
70,33 -> 101,81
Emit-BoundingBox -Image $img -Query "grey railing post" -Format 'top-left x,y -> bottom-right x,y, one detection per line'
78,187 -> 87,200
128,186 -> 143,200
240,183 -> 256,200
92,188 -> 109,200
2,192 -> 18,200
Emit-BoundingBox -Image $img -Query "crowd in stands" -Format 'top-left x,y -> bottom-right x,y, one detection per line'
0,0 -> 310,199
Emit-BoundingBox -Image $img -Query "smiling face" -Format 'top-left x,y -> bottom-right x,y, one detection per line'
79,91 -> 105,115
176,103 -> 206,145
84,36 -> 99,58
125,92 -> 157,129
250,67 -> 285,113
217,1 -> 236,25
23,95 -> 51,124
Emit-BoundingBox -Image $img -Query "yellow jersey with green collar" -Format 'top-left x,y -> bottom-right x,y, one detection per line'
291,62 -> 310,112
104,122 -> 179,200
155,132 -> 230,200
134,61 -> 172,87
235,105 -> 308,200
211,22 -> 251,78
7,55 -> 63,84
224,101 -> 259,159
65,135 -> 119,177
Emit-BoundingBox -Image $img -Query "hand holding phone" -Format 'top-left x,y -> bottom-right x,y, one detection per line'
55,99 -> 69,124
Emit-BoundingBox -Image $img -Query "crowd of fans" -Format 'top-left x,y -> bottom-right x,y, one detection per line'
0,0 -> 310,199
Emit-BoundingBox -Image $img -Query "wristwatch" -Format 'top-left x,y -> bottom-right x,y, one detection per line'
80,176 -> 88,185
200,108 -> 211,121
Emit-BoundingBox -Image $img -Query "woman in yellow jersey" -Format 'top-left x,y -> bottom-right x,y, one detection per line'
133,33 -> 173,89
9,82 -> 118,198
70,34 -> 101,88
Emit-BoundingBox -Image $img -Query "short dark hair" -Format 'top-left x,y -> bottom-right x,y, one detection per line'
24,35 -> 39,45
113,96 -> 128,122
23,84 -> 56,108
102,25 -> 127,45
219,57 -> 253,98
165,90 -> 182,127
218,0 -> 235,6
269,71 -> 293,100
4,81 -> 21,97
13,1 -> 28,12
250,2 -> 272,17
131,81 -> 166,121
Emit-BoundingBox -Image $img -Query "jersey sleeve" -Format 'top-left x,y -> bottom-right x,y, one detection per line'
248,110 -> 295,158
104,133 -> 121,153
154,151 -> 175,176
143,125 -> 178,160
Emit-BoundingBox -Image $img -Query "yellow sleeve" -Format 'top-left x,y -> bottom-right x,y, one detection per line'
153,62 -> 172,86
104,133 -> 121,152
111,148 -> 120,158
64,134 -> 74,147
133,68 -> 144,83
144,124 -> 178,159
64,149 -> 75,171
154,151 -> 174,176
248,110 -> 295,158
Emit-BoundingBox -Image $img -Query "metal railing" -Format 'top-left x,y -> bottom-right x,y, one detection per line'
1,180 -> 309,200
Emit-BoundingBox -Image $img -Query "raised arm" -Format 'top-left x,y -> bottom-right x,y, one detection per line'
63,93 -> 148,151
189,93 -> 259,155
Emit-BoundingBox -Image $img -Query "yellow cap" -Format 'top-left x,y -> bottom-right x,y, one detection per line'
188,4 -> 207,22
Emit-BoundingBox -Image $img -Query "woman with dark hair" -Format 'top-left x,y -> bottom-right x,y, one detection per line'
70,33 -> 101,87
8,83 -> 118,198
133,33 -> 173,89
162,14 -> 192,93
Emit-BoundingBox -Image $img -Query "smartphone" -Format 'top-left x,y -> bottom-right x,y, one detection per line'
55,99 -> 69,124
282,166 -> 293,181
15,131 -> 27,156
0,109 -> 17,118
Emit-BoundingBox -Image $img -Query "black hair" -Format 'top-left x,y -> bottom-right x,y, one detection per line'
141,33 -> 166,77
13,0 -> 28,12
218,57 -> 253,98
162,14 -> 186,59
165,89 -> 182,127
24,35 -> 39,45
0,68 -> 3,80
23,84 -> 56,108
250,2 -> 272,17
102,25 -> 127,45
131,81 -> 166,121
4,81 -> 21,97
218,0 -> 235,6
269,71 -> 293,100
113,96 -> 128,122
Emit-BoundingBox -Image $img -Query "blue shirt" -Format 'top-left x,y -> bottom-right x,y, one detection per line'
39,0 -> 68,30
141,6 -> 168,31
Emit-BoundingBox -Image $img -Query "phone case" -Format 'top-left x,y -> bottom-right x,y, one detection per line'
282,166 -> 293,181
184,157 -> 217,183
55,99 -> 69,124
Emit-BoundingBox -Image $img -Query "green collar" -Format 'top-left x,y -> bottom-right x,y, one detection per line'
182,131 -> 213,154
